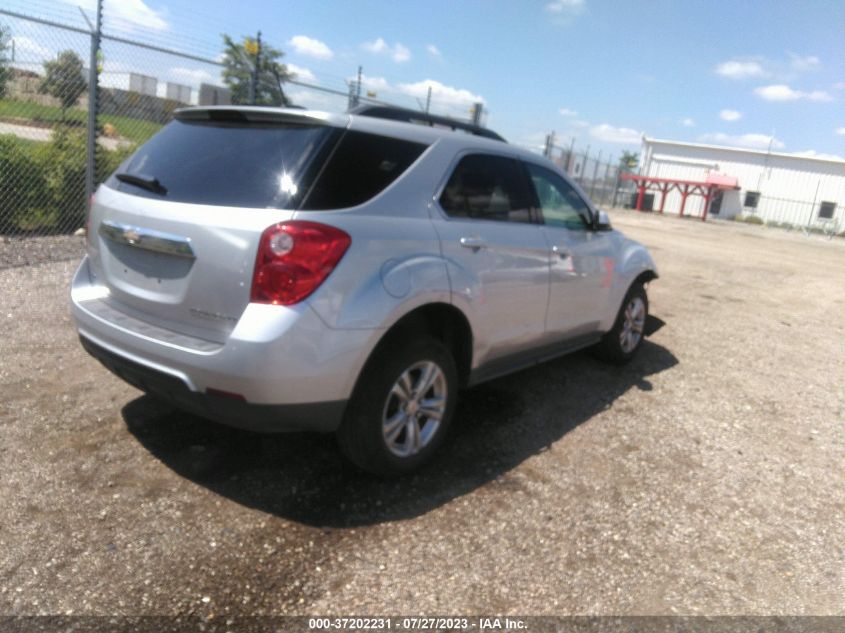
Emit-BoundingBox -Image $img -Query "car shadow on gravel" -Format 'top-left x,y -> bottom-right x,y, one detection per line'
123,331 -> 677,528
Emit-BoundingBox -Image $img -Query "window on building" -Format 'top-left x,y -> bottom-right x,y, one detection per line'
743,191 -> 760,208
818,201 -> 836,220
439,154 -> 534,223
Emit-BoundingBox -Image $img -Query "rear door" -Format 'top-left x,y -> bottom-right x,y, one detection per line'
433,153 -> 550,366
87,111 -> 340,342
524,162 -> 614,339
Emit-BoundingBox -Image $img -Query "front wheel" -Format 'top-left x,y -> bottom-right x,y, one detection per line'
594,283 -> 649,365
337,337 -> 458,476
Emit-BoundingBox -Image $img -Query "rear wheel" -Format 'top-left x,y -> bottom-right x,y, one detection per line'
594,283 -> 648,364
337,337 -> 457,476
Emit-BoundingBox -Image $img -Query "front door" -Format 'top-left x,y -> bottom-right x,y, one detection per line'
710,190 -> 724,215
524,162 -> 614,339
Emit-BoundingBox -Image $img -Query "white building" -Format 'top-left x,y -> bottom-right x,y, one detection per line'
637,137 -> 845,227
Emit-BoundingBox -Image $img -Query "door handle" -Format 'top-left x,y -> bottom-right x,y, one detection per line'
460,236 -> 486,250
552,245 -> 571,259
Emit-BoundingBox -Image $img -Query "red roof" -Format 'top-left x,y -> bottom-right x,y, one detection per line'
705,173 -> 739,188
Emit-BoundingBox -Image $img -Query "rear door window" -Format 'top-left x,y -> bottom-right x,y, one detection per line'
438,153 -> 534,223
107,117 -> 338,208
300,131 -> 427,210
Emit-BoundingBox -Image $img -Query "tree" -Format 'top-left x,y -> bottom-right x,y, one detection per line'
0,25 -> 12,99
221,34 -> 292,106
620,150 -> 639,172
39,50 -> 86,120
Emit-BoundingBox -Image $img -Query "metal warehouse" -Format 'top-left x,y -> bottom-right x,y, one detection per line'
625,137 -> 845,229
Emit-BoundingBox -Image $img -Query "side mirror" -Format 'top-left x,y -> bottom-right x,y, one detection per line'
596,209 -> 612,231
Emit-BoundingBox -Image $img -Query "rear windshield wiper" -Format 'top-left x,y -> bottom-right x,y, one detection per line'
115,173 -> 168,196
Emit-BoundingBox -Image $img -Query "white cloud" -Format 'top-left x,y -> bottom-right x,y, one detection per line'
698,132 -> 784,150
351,75 -> 483,112
392,43 -> 411,63
714,59 -> 767,79
397,79 -> 483,109
720,109 -> 742,122
754,84 -> 832,102
288,35 -> 333,60
546,0 -> 585,13
559,108 -> 578,116
681,117 -> 696,127
789,54 -> 820,72
168,66 -> 218,86
589,123 -> 642,144
356,74 -> 392,93
286,63 -> 317,84
62,0 -> 168,31
287,89 -> 345,111
362,38 -> 411,63
362,38 -> 388,54
570,119 -> 590,129
836,127 -> 845,136
426,44 -> 442,58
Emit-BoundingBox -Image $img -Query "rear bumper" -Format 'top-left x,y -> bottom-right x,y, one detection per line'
79,335 -> 346,432
71,256 -> 379,432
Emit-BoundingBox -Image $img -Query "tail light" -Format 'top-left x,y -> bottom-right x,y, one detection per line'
251,221 -> 351,305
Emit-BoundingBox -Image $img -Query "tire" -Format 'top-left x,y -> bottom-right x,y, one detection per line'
594,283 -> 649,365
337,336 -> 458,476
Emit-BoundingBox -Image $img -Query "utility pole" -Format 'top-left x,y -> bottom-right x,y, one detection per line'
471,102 -> 483,126
566,137 -> 576,173
356,65 -> 362,105
248,31 -> 262,105
425,85 -> 432,113
83,0 -> 102,212
544,131 -> 556,159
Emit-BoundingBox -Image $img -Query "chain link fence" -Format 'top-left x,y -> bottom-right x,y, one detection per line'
736,194 -> 843,237
0,6 -> 500,239
0,13 -> 95,235
545,140 -> 635,209
1,5 -> 629,241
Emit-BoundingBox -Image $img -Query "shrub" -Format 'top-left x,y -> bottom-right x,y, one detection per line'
0,126 -> 134,233
33,126 -> 87,231
0,136 -> 48,233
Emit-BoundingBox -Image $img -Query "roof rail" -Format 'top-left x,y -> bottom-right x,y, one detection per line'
349,104 -> 506,142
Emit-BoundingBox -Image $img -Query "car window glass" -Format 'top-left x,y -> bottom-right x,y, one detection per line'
439,154 -> 533,223
107,119 -> 336,208
301,131 -> 427,210
525,163 -> 591,230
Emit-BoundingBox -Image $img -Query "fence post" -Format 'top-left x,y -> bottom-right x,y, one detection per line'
612,165 -> 622,208
84,0 -> 102,210
579,147 -> 589,186
589,150 -> 602,198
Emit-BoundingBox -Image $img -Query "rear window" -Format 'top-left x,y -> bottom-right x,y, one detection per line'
107,118 -> 338,208
301,131 -> 427,210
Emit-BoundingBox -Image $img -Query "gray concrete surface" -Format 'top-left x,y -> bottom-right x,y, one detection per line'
0,210 -> 843,616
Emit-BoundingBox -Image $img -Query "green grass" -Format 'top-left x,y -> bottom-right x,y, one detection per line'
0,133 -> 41,151
0,99 -> 162,145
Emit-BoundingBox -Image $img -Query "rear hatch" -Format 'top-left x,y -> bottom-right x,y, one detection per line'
86,108 -> 343,343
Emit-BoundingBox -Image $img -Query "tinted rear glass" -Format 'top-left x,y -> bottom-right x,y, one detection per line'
301,131 -> 427,210
107,119 -> 337,208
439,153 -> 534,223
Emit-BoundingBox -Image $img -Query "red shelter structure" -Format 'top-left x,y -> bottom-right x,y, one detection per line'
621,172 -> 739,221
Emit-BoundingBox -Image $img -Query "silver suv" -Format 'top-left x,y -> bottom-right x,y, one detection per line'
71,106 -> 657,476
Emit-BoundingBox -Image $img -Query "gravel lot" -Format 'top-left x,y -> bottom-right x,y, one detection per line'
1,210 -> 843,616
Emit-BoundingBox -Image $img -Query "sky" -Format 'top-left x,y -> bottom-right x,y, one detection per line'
5,0 -> 845,161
